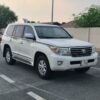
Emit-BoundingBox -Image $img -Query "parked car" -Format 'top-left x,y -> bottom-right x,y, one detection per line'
0,28 -> 5,35
0,23 -> 98,79
0,29 -> 5,43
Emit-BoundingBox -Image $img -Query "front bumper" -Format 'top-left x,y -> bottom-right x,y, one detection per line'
49,52 -> 98,71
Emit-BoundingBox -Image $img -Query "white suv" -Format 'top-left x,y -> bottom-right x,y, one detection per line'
1,23 -> 98,79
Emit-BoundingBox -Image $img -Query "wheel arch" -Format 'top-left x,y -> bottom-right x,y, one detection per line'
34,51 -> 50,68
3,44 -> 11,57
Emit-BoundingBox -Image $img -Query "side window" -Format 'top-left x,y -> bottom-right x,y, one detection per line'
6,25 -> 15,36
24,26 -> 34,37
13,25 -> 24,38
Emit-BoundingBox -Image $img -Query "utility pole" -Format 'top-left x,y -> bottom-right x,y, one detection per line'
51,0 -> 54,23
88,27 -> 91,42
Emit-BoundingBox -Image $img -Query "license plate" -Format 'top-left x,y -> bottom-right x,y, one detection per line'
81,60 -> 88,66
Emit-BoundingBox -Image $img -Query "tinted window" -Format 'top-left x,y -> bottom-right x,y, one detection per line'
35,26 -> 72,39
6,25 -> 15,36
13,25 -> 24,37
24,26 -> 34,36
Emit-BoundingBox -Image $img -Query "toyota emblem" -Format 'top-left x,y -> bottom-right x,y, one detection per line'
82,49 -> 86,53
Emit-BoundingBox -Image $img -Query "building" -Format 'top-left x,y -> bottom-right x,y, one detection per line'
62,21 -> 79,28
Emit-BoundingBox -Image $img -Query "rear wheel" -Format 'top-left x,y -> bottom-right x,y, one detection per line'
75,67 -> 90,73
36,55 -> 51,79
5,48 -> 16,65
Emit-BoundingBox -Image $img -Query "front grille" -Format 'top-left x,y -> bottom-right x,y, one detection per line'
71,47 -> 92,57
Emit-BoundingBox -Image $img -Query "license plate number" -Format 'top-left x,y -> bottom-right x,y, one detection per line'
81,60 -> 88,66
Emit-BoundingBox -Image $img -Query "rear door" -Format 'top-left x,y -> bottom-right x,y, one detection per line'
12,25 -> 24,58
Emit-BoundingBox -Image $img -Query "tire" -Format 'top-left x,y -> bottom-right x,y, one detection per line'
36,55 -> 51,79
5,48 -> 16,65
75,67 -> 90,73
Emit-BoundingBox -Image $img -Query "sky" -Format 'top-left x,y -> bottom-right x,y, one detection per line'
0,0 -> 100,23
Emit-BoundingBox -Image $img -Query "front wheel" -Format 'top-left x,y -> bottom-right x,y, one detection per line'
36,55 -> 51,79
75,67 -> 90,73
5,48 -> 16,65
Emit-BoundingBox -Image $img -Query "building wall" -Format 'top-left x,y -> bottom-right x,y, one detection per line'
65,28 -> 100,49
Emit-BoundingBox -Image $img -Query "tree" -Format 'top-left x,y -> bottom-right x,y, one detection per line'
74,5 -> 100,27
0,5 -> 17,29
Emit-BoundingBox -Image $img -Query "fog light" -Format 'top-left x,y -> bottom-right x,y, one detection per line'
57,61 -> 63,66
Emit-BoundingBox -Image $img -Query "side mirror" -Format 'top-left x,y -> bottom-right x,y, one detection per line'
24,33 -> 35,40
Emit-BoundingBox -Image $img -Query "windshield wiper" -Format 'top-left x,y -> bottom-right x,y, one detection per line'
53,37 -> 71,39
40,36 -> 61,38
39,37 -> 72,39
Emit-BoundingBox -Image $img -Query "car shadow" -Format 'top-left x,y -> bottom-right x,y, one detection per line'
14,61 -> 98,82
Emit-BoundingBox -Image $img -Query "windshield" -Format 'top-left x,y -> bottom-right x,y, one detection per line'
35,26 -> 72,39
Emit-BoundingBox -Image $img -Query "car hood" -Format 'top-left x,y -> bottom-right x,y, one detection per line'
37,38 -> 92,47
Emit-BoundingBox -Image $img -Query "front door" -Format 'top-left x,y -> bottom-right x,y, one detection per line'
19,25 -> 36,65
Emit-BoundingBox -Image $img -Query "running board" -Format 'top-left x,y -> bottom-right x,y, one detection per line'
13,56 -> 32,66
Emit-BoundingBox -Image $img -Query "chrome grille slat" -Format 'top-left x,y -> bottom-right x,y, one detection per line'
71,47 -> 92,57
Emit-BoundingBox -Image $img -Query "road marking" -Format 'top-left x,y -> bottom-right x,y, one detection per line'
27,91 -> 45,100
0,74 -> 15,84
27,84 -> 69,100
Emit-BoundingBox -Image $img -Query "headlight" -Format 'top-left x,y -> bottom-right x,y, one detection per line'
92,46 -> 96,53
49,46 -> 71,56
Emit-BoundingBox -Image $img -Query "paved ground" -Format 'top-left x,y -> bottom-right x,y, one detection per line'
0,49 -> 100,100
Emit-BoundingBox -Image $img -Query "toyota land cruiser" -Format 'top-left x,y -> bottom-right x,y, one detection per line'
0,23 -> 98,79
